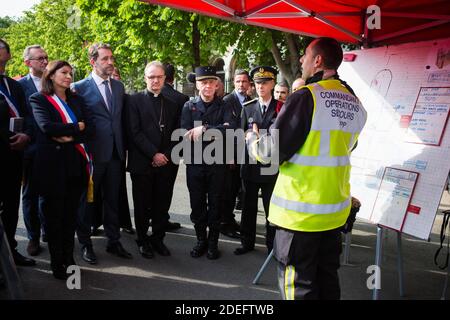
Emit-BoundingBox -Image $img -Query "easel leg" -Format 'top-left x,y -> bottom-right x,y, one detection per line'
252,249 -> 274,285
342,232 -> 352,266
396,231 -> 405,297
373,226 -> 383,300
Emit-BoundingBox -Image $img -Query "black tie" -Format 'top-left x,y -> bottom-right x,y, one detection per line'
262,105 -> 267,115
103,80 -> 113,112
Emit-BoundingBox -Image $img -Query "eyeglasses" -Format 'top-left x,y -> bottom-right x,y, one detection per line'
146,75 -> 165,81
29,56 -> 49,62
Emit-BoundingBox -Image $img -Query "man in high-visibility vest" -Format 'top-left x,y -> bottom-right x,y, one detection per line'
252,37 -> 367,299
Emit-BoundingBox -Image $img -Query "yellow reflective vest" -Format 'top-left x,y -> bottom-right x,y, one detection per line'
268,79 -> 367,232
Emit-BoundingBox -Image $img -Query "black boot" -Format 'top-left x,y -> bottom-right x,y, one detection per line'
206,229 -> 220,260
190,226 -> 208,258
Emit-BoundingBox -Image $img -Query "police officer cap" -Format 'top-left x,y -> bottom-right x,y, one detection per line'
187,66 -> 219,83
250,66 -> 277,83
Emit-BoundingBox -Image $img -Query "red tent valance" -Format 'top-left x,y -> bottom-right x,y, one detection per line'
142,0 -> 450,46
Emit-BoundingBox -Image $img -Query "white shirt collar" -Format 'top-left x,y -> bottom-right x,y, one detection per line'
29,73 -> 42,91
29,73 -> 41,81
259,97 -> 272,108
235,90 -> 246,105
92,71 -> 110,86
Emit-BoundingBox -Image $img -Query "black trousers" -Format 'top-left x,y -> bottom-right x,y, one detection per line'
186,164 -> 225,232
240,179 -> 276,251
41,177 -> 83,272
92,161 -> 133,230
130,167 -> 171,245
165,162 -> 179,221
220,164 -> 241,225
22,157 -> 46,241
76,153 -> 122,247
0,151 -> 22,251
274,227 -> 342,300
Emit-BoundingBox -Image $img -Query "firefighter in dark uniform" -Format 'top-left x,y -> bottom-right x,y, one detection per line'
234,66 -> 280,255
181,66 -> 235,260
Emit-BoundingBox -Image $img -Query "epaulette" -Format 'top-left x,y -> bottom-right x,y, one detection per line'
243,98 -> 258,106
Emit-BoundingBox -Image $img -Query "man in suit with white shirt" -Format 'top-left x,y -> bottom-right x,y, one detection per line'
0,38 -> 35,266
220,69 -> 251,239
18,45 -> 49,256
234,66 -> 280,255
160,63 -> 188,231
74,43 -> 132,263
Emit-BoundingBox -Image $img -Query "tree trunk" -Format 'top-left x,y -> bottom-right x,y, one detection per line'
269,30 -> 304,87
192,14 -> 201,70
285,33 -> 301,81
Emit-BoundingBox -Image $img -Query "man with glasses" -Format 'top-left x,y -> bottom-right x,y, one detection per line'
0,39 -> 35,267
18,45 -> 49,256
74,43 -> 132,264
126,61 -> 180,258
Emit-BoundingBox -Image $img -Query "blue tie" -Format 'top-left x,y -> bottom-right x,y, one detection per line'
103,80 -> 113,112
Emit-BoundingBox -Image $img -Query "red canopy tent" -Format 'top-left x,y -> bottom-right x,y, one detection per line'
141,0 -> 450,46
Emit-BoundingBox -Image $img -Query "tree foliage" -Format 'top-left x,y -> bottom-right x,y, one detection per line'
2,0 -> 313,89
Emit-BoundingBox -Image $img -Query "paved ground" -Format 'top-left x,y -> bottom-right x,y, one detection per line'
3,163 -> 450,300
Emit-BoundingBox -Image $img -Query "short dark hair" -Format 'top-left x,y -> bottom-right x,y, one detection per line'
234,69 -> 250,81
311,37 -> 343,70
41,60 -> 73,96
276,82 -> 289,89
88,43 -> 112,61
164,63 -> 175,83
0,39 -> 10,54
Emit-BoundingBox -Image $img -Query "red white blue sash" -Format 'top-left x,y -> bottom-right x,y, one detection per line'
0,83 -> 20,117
45,94 -> 93,177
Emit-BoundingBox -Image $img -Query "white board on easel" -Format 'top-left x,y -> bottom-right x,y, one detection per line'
339,37 -> 450,240
370,167 -> 419,232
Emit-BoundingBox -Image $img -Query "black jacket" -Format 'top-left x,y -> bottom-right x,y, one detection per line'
126,90 -> 180,174
241,97 -> 279,183
162,83 -> 189,110
181,96 -> 236,165
30,92 -> 95,195
0,76 -> 32,175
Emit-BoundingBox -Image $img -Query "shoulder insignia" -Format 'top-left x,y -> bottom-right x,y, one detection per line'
243,98 -> 258,106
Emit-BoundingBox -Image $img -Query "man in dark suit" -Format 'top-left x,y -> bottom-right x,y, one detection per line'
18,45 -> 49,256
74,43 -> 132,263
161,63 -> 188,231
221,69 -> 251,239
126,61 -> 180,258
0,39 -> 35,266
234,66 -> 279,255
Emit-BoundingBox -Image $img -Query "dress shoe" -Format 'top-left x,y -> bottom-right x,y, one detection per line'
106,242 -> 133,259
150,238 -> 171,256
234,246 -> 254,255
27,239 -> 42,256
219,224 -> 240,239
81,245 -> 97,264
138,242 -> 154,259
91,227 -> 102,236
165,221 -> 181,231
190,241 -> 208,258
52,267 -> 68,280
12,250 -> 36,266
122,227 -> 135,235
207,247 -> 221,260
